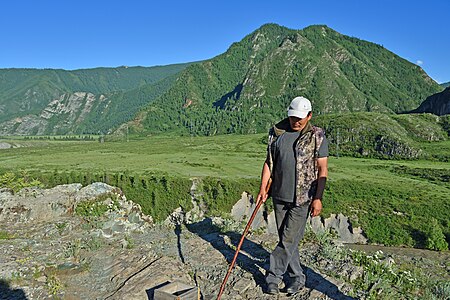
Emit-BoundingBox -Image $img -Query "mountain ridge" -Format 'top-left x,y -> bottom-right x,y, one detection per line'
134,23 -> 441,136
0,64 -> 191,134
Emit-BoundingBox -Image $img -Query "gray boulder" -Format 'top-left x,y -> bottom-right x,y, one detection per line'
75,182 -> 118,201
231,192 -> 265,230
0,142 -> 12,149
0,183 -> 82,223
311,213 -> 367,244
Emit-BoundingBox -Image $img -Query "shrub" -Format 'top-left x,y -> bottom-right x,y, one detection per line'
0,171 -> 43,193
423,218 -> 448,251
75,193 -> 120,217
201,177 -> 259,215
0,231 -> 14,240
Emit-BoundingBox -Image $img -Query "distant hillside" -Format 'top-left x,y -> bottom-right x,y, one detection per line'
441,82 -> 450,88
410,87 -> 450,116
0,64 -> 190,134
314,112 -> 448,159
135,24 -> 441,136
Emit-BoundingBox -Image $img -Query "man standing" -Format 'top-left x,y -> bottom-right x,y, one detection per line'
256,96 -> 328,295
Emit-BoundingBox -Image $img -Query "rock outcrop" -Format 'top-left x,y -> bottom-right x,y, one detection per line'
411,87 -> 450,116
230,194 -> 367,244
0,183 -> 364,299
0,92 -> 109,135
311,213 -> 367,244
0,182 -> 150,226
230,192 -> 276,234
0,142 -> 12,149
1,183 -> 447,299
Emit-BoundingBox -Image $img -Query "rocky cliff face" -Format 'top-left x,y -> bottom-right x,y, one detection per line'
411,87 -> 450,116
0,92 -> 109,135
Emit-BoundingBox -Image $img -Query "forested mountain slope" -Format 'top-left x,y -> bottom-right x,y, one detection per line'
0,64 -> 190,134
135,24 -> 441,136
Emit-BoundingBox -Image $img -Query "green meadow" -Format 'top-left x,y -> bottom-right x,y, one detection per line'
0,135 -> 449,250
0,134 -> 266,178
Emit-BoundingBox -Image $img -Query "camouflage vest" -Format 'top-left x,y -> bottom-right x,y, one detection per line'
267,119 -> 325,206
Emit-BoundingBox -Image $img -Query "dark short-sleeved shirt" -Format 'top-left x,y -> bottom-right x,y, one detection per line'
270,131 -> 328,203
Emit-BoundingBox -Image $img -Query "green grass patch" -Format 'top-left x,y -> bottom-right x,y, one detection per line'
0,134 -> 266,178
325,157 -> 449,249
75,200 -> 109,217
74,192 -> 121,217
201,177 -> 259,216
0,231 -> 14,240
391,165 -> 449,185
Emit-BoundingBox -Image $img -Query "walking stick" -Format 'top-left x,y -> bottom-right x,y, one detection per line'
216,179 -> 271,300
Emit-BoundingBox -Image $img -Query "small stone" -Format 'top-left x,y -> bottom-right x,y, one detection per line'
102,228 -> 113,238
349,266 -> 363,282
111,222 -> 125,233
121,239 -> 129,249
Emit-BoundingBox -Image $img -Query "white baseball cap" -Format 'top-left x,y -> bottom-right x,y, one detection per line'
287,96 -> 312,118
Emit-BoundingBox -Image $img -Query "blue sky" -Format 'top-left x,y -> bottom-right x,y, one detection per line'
1,0 -> 449,83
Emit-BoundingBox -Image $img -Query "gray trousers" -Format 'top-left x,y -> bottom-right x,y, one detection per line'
266,200 -> 309,285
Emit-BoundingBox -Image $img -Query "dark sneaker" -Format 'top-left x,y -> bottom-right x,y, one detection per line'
266,283 -> 280,295
285,280 -> 304,294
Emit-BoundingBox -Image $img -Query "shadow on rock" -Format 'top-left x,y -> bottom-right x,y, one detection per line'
146,281 -> 170,300
0,279 -> 28,300
185,218 -> 269,288
184,218 -> 356,299
146,280 -> 204,300
304,266 -> 357,300
175,224 -> 186,264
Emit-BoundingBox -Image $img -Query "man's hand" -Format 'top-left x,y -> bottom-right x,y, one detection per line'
310,199 -> 322,217
256,190 -> 268,206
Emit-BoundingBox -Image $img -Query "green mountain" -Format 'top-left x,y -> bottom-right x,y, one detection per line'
135,24 -> 441,136
441,82 -> 450,88
0,64 -> 190,134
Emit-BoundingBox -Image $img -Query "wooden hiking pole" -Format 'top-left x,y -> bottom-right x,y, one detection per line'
216,179 -> 271,300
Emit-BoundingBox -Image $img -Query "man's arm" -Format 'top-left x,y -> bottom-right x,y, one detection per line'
256,162 -> 271,205
310,157 -> 328,217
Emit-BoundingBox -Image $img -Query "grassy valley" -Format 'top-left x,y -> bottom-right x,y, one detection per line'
1,20 -> 449,299
1,129 -> 449,251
